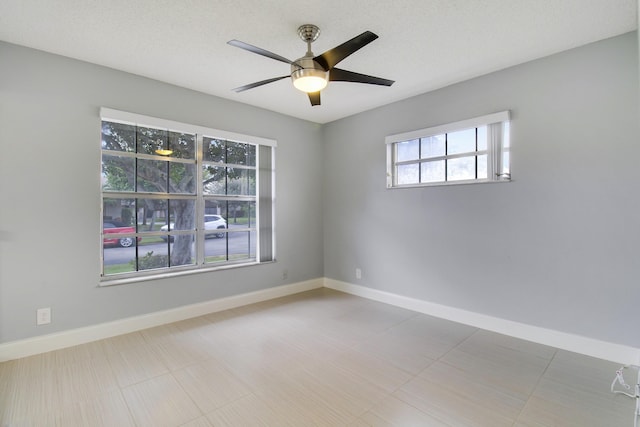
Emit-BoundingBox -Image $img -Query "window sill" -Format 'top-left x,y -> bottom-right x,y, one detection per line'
387,178 -> 512,189
99,260 -> 270,287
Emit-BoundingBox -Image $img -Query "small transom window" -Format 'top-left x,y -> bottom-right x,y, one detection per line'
386,111 -> 511,188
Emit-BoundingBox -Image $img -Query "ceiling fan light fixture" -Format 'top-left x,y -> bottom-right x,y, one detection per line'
291,68 -> 328,93
229,25 -> 393,105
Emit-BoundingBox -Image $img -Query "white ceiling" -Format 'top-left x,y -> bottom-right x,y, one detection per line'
0,0 -> 637,124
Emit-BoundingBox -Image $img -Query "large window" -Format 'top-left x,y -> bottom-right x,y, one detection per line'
100,108 -> 275,283
386,111 -> 510,187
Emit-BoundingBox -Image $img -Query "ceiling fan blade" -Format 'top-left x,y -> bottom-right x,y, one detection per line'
227,40 -> 298,67
313,31 -> 378,71
330,68 -> 394,86
308,91 -> 321,106
232,75 -> 289,92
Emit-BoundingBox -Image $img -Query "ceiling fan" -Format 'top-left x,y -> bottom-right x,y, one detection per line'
227,24 -> 394,106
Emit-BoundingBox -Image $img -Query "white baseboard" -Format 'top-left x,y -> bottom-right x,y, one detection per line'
324,278 -> 640,366
0,279 -> 323,362
3,277 -> 638,365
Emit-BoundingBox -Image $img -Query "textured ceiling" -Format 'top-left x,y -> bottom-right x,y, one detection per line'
0,0 -> 637,124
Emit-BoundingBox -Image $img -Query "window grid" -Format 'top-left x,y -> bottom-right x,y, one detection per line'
101,112 -> 273,283
387,112 -> 510,188
395,131 -> 482,184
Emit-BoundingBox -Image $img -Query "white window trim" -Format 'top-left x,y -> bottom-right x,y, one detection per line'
100,108 -> 277,148
385,111 -> 509,144
99,108 -> 276,286
386,111 -> 510,188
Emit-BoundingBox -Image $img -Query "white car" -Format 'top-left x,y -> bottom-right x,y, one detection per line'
160,215 -> 227,241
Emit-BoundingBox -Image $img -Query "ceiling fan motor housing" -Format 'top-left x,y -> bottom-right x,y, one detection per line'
291,56 -> 328,92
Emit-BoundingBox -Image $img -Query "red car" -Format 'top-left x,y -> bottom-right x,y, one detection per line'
103,221 -> 140,247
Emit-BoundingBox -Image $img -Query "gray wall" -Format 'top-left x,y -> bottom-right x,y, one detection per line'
1,32 -> 638,350
323,32 -> 640,348
0,42 -> 325,343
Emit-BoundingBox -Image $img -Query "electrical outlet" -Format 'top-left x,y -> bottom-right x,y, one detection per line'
36,308 -> 51,325
282,269 -> 288,280
356,268 -> 362,280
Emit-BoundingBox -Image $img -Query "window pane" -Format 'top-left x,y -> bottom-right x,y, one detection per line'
447,128 -> 476,155
169,199 -> 196,231
137,159 -> 168,192
477,154 -> 487,179
205,231 -> 255,264
102,241 -> 136,275
204,200 -> 230,239
135,160 -> 196,194
136,199 -> 168,233
228,231 -> 253,262
202,165 -> 226,195
102,154 -> 135,192
169,237 -> 195,267
168,131 -> 195,160
102,121 -> 135,153
477,126 -> 487,151
226,141 -> 256,166
396,139 -> 419,162
447,156 -> 475,181
203,167 -> 255,196
420,135 -> 445,158
203,212 -> 228,239
397,164 -> 419,185
421,160 -> 445,183
103,198 -> 135,226
169,163 -> 196,194
205,199 -> 226,217
227,168 -> 256,196
137,127 -> 167,155
203,137 -> 225,162
102,197 -> 137,276
138,247 -> 169,271
226,200 -> 255,227
204,234 -> 227,264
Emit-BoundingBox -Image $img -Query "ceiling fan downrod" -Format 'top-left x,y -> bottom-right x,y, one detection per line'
297,24 -> 320,56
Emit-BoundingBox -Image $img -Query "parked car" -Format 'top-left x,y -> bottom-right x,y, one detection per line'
103,221 -> 140,248
160,215 -> 227,241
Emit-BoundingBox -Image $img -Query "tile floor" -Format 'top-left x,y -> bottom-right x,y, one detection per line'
0,288 -> 636,426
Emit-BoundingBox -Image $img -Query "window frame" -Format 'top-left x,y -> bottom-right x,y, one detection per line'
99,108 -> 276,285
386,111 -> 511,188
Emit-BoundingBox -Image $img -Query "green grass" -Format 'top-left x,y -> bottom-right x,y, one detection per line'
139,236 -> 165,245
104,264 -> 136,275
104,254 -> 253,276
226,216 -> 255,226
